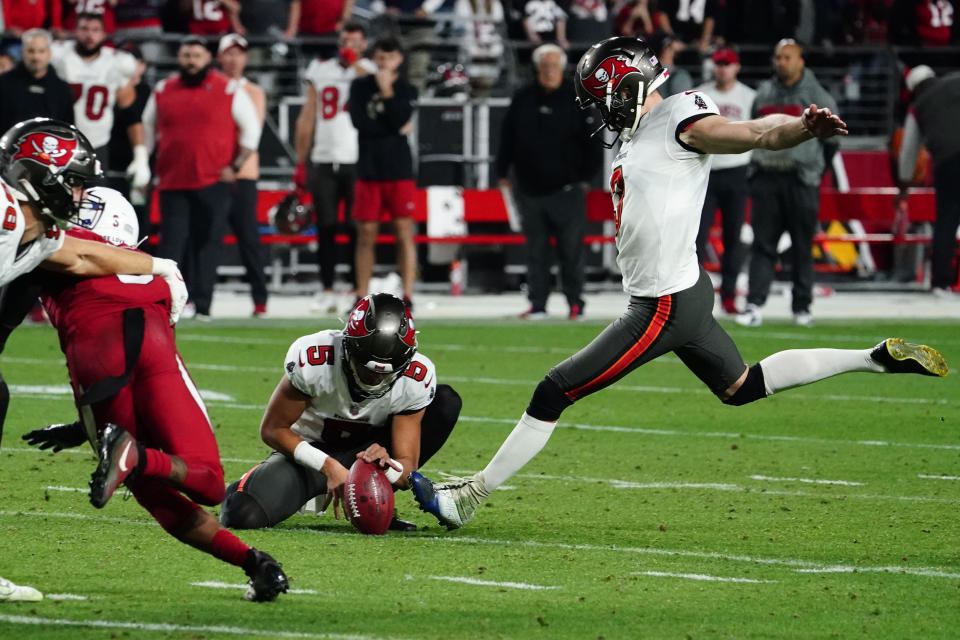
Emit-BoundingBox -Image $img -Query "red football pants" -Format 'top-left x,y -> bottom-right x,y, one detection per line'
65,307 -> 225,531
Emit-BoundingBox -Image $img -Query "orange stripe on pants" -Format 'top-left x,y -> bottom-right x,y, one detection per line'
565,295 -> 673,401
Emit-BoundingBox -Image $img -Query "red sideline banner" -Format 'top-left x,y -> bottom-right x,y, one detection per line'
150,186 -> 937,228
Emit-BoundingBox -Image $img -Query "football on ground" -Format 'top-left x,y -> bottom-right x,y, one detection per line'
343,458 -> 394,535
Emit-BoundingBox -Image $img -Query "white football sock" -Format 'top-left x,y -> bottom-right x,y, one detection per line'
759,348 -> 884,395
481,412 -> 557,490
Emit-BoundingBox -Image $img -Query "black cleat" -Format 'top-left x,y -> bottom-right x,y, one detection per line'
89,424 -> 142,509
870,338 -> 948,377
388,513 -> 418,532
243,549 -> 289,602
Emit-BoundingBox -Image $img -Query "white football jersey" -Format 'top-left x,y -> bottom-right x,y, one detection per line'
695,80 -> 756,170
612,90 -> 719,298
51,43 -> 137,148
0,178 -> 65,288
302,57 -> 377,165
284,329 -> 438,445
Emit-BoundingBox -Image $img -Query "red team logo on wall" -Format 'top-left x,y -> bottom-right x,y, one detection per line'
13,133 -> 77,168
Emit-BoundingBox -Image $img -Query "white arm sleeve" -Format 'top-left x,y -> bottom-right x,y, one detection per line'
231,85 -> 262,150
142,92 -> 157,154
898,111 -> 922,184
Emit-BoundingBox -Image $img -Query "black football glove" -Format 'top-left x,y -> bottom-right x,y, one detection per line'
21,420 -> 87,452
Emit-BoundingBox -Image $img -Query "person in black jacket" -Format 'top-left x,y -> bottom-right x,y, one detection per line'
0,29 -> 74,134
348,36 -> 419,308
496,43 -> 602,320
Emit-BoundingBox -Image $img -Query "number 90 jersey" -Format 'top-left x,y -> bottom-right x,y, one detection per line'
303,57 -> 377,165
284,329 -> 437,445
51,43 -> 137,149
611,90 -> 719,298
0,178 -> 64,288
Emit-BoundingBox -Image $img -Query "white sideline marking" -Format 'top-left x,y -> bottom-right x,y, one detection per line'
456,415 -> 960,452
176,334 -> 289,345
428,575 -> 560,590
633,571 -> 776,584
749,475 -> 865,486
191,581 -> 318,595
10,384 -> 234,402
0,614 -> 396,639
795,566 -> 960,579
3,509 -> 958,583
918,474 -> 960,481
45,486 -> 87,493
45,594 -> 88,601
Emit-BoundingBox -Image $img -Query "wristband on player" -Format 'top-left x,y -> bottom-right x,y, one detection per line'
384,459 -> 403,484
293,440 -> 329,472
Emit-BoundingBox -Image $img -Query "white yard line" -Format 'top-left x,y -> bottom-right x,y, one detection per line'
633,571 -> 776,584
3,509 -> 958,583
191,581 -> 318,595
918,474 -> 960,481
749,475 -> 865,486
44,594 -> 88,600
795,566 -> 960,579
0,614 -> 398,640
10,384 -> 234,403
426,576 -> 560,590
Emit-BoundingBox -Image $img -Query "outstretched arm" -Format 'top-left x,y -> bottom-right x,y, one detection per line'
680,104 -> 848,155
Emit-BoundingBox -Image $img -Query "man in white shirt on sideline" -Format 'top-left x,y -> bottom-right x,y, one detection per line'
695,46 -> 755,315
295,21 -> 376,315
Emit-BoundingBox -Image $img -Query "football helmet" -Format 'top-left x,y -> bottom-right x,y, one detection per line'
0,118 -> 102,225
342,294 -> 417,401
574,37 -> 667,142
78,186 -> 140,248
269,190 -> 313,235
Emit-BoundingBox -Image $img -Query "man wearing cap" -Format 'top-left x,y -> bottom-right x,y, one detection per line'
736,39 -> 838,328
898,65 -> 960,297
143,37 -> 262,320
216,34 -> 269,317
696,47 -> 755,315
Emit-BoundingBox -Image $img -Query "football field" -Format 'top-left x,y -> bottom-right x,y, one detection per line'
0,317 -> 958,639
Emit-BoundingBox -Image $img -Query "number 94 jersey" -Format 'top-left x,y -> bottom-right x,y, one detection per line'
611,90 -> 719,298
51,43 -> 137,149
284,329 -> 437,445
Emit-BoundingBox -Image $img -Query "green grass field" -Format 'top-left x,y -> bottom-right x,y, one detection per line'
0,317 -> 958,639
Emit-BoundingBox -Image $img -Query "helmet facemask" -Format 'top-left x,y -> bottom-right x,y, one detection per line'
342,339 -> 407,400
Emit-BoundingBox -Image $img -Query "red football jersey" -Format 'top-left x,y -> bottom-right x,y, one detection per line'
187,0 -> 232,35
40,228 -> 171,339
63,0 -> 117,33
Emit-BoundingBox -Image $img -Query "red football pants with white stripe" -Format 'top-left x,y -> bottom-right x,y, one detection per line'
64,306 -> 225,532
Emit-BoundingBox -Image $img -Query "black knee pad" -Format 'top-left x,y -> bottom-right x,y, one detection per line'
432,384 -> 463,425
722,363 -> 767,406
219,483 -> 269,529
0,371 -> 8,445
526,375 -> 572,422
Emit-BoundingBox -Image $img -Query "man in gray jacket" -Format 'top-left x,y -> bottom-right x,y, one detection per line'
736,39 -> 838,328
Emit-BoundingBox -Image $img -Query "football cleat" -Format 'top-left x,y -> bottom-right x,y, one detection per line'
793,311 -> 814,327
720,297 -> 739,315
388,512 -> 418,532
410,471 -> 489,530
243,549 -> 289,602
0,576 -> 42,602
870,338 -> 948,377
734,304 -> 762,327
89,424 -> 143,509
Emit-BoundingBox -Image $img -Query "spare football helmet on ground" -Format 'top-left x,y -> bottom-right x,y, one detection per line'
0,117 -> 102,225
269,190 -> 313,235
78,186 -> 140,248
342,293 -> 418,401
574,36 -> 668,142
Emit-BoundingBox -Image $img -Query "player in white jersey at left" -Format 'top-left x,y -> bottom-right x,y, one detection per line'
51,12 -> 149,191
294,21 -> 377,314
410,36 -> 949,530
219,293 -> 462,531
0,117 -> 186,602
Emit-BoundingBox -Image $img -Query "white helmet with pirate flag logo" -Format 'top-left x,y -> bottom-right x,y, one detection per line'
575,36 -> 668,143
0,117 -> 102,226
341,293 -> 417,401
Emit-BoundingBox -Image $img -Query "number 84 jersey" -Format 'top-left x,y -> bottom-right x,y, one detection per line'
303,57 -> 377,166
611,91 -> 719,299
51,42 -> 137,149
284,329 -> 437,444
